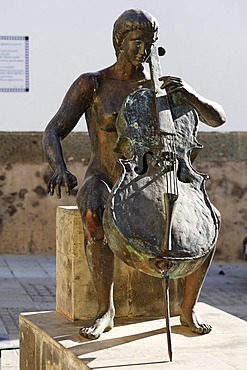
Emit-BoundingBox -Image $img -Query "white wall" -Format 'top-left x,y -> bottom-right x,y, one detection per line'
0,0 -> 246,132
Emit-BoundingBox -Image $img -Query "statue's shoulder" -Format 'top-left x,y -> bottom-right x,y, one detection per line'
73,72 -> 98,90
75,67 -> 113,91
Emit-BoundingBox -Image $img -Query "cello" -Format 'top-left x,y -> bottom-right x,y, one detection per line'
103,44 -> 219,361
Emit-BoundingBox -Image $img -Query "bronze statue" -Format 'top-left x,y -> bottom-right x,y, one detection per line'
43,9 -> 226,342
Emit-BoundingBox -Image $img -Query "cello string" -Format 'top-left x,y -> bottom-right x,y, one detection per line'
163,135 -> 169,194
173,136 -> 177,196
171,135 -> 178,197
169,136 -> 172,194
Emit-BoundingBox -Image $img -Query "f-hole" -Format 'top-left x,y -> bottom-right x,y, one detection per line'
134,151 -> 153,175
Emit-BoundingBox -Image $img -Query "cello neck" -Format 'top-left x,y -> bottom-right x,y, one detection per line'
149,45 -> 176,136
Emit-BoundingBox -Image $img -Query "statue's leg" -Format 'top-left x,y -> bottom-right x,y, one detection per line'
180,247 -> 215,334
77,176 -> 115,340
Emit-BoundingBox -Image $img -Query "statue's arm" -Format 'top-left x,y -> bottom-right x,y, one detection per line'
43,73 -> 94,198
159,76 -> 226,127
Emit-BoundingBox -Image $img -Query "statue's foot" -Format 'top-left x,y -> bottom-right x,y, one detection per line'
180,308 -> 212,334
79,310 -> 114,340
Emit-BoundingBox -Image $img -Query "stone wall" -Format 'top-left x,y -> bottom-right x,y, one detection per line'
0,131 -> 246,261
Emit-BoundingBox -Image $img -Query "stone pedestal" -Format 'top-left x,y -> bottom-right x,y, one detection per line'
20,303 -> 247,369
56,205 -> 93,321
56,206 -> 182,321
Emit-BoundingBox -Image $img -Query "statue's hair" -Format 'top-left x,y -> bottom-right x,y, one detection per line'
113,9 -> 159,57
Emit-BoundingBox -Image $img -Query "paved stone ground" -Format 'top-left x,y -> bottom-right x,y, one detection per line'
200,261 -> 247,321
0,255 -> 246,369
0,255 -> 56,369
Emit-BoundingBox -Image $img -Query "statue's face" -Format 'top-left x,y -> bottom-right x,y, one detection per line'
120,30 -> 154,66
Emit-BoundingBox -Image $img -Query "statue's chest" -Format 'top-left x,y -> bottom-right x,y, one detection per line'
91,79 -> 147,131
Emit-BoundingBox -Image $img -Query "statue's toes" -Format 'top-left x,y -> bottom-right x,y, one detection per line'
201,323 -> 212,334
79,326 -> 88,338
193,323 -> 212,335
79,326 -> 99,340
87,331 -> 100,340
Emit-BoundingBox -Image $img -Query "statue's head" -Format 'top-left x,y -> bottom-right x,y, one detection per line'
113,9 -> 158,57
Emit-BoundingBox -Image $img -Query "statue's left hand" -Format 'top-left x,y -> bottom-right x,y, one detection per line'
159,75 -> 226,127
47,170 -> 78,199
159,76 -> 196,97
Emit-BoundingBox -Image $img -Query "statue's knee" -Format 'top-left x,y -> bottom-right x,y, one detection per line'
84,210 -> 104,241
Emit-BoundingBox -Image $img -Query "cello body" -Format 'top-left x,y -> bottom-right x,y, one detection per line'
103,88 -> 220,280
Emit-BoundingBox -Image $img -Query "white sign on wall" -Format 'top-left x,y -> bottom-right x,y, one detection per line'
0,36 -> 29,92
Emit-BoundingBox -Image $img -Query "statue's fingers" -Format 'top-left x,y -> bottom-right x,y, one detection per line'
164,82 -> 182,93
160,76 -> 181,89
159,78 -> 167,87
56,184 -> 61,199
159,76 -> 171,83
65,182 -> 70,196
169,76 -> 181,83
167,86 -> 181,93
160,80 -> 173,90
49,183 -> 54,196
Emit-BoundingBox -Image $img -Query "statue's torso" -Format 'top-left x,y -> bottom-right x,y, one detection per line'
85,73 -> 150,184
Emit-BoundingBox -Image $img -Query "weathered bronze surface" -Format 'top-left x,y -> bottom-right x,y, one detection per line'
43,8 -> 226,346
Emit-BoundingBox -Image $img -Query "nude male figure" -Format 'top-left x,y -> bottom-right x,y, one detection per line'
43,9 -> 226,339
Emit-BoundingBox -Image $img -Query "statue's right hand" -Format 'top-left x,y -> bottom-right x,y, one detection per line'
47,170 -> 78,199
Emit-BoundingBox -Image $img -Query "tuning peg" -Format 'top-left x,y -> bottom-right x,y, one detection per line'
158,47 -> 166,56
